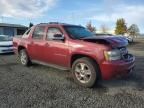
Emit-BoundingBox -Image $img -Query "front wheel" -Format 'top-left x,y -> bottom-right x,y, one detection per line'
19,49 -> 31,66
72,57 -> 99,88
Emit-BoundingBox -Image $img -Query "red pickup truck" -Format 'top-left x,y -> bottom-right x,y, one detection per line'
13,22 -> 135,87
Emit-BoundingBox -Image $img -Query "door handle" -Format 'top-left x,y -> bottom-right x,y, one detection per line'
45,43 -> 49,46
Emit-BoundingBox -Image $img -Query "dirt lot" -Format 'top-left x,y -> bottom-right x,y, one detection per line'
0,39 -> 144,108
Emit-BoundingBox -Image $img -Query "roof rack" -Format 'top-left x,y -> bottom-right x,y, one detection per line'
49,22 -> 59,24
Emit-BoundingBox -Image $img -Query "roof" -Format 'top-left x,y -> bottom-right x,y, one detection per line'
38,22 -> 79,27
0,23 -> 27,28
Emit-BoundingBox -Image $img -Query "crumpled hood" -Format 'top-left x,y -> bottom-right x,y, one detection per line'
82,36 -> 128,48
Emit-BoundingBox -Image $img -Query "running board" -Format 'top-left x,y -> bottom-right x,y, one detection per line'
32,60 -> 69,71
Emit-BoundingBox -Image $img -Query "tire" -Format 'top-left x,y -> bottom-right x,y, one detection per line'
72,57 -> 100,88
19,49 -> 31,66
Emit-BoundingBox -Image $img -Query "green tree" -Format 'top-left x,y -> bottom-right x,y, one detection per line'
128,24 -> 140,38
115,18 -> 127,35
29,22 -> 34,28
86,21 -> 96,33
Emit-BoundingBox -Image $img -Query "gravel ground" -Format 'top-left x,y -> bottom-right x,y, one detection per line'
0,39 -> 144,108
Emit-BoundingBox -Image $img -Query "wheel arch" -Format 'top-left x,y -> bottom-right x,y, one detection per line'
18,46 -> 26,54
71,54 -> 99,67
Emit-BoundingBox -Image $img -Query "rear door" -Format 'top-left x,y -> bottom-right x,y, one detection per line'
28,26 -> 46,61
44,26 -> 70,68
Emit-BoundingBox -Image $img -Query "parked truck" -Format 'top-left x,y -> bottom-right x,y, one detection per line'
13,22 -> 135,87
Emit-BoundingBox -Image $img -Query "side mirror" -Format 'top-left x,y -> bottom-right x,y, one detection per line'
53,34 -> 65,40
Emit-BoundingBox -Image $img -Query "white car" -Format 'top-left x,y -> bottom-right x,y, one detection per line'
126,36 -> 134,43
0,35 -> 14,54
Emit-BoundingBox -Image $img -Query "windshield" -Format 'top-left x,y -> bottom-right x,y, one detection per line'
64,26 -> 94,39
0,36 -> 12,41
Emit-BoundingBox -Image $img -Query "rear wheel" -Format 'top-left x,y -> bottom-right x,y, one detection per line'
19,49 -> 31,66
72,57 -> 99,88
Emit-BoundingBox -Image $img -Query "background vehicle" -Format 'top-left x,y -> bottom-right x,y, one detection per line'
126,36 -> 134,43
0,35 -> 14,54
13,22 -> 135,88
115,35 -> 134,43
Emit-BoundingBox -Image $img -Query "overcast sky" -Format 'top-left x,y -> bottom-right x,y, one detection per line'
0,0 -> 144,33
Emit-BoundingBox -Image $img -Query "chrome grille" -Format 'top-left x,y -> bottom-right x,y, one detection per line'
118,47 -> 128,60
119,47 -> 128,55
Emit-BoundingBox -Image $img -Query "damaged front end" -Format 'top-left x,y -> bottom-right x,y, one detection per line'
82,36 -> 130,61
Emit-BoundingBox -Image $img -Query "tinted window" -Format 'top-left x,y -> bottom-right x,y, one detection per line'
3,27 -> 14,36
33,26 -> 45,39
47,28 -> 62,40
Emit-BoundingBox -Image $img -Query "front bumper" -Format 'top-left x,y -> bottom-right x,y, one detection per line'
100,54 -> 135,80
0,47 -> 14,54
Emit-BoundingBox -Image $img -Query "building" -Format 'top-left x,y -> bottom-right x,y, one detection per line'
0,23 -> 28,37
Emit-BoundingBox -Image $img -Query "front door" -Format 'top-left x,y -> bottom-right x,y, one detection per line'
44,27 -> 70,68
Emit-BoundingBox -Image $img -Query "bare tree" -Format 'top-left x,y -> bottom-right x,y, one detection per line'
101,24 -> 109,33
127,24 -> 140,38
86,21 -> 96,33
